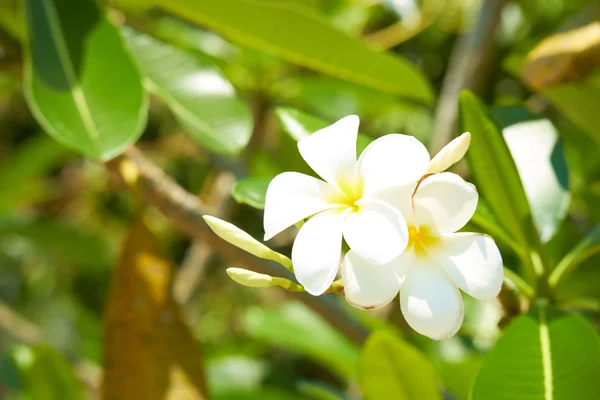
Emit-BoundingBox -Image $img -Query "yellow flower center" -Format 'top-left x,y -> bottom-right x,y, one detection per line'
408,225 -> 440,257
329,174 -> 364,211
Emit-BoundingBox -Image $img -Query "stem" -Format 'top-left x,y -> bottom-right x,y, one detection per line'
108,147 -> 369,345
503,267 -> 534,299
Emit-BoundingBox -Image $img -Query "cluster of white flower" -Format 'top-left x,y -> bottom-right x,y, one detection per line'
263,116 -> 503,340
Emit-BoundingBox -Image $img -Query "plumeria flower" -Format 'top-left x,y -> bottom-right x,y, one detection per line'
264,115 -> 432,295
341,172 -> 504,340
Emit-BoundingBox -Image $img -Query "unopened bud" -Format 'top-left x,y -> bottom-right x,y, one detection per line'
427,132 -> 471,173
204,216 -> 293,271
226,268 -> 304,292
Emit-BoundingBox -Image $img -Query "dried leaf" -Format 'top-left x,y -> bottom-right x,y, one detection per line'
102,218 -> 207,400
523,22 -> 600,90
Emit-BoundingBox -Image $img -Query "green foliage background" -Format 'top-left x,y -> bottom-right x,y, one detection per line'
1,0 -> 600,399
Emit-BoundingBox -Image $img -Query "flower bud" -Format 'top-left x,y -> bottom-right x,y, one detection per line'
427,132 -> 471,173
226,268 -> 304,291
204,216 -> 293,271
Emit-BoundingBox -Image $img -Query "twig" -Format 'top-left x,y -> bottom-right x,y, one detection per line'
430,0 -> 507,153
109,146 -> 369,345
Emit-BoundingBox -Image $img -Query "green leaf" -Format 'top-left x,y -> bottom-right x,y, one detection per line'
150,0 -> 434,103
123,28 -> 253,155
543,74 -> 600,144
23,0 -> 148,160
242,302 -> 359,380
0,135 -> 72,214
471,310 -> 600,400
493,108 -> 570,242
7,345 -> 85,400
459,91 -> 545,278
360,330 -> 441,400
231,177 -> 271,209
550,225 -> 600,289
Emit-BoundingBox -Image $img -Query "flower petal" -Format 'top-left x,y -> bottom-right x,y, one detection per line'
433,233 -> 503,300
341,250 -> 407,310
412,172 -> 478,234
400,259 -> 464,340
291,209 -> 348,295
369,182 -> 417,226
427,132 -> 471,173
357,134 -> 430,195
297,115 -> 359,187
263,172 -> 340,241
343,199 -> 409,265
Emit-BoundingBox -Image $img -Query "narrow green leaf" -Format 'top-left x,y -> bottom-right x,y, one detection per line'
123,28 -> 253,155
150,0 -> 434,103
23,0 -> 148,160
493,108 -> 570,242
360,330 -> 441,400
8,345 -> 85,400
471,311 -> 600,400
550,225 -> 600,289
243,302 -> 359,379
459,91 -> 545,280
231,177 -> 271,210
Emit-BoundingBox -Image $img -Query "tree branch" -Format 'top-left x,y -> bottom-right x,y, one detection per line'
430,0 -> 506,153
108,146 -> 369,345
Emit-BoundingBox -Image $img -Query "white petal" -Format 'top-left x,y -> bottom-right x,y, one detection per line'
412,172 -> 478,234
341,250 -> 407,310
263,172 -> 340,240
297,115 -> 359,187
357,134 -> 430,195
343,199 -> 409,265
291,209 -> 348,295
368,182 -> 417,226
433,233 -> 503,300
400,259 -> 464,340
427,132 -> 471,173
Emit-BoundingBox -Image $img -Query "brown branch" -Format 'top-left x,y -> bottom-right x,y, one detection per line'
109,146 -> 369,345
430,0 -> 507,154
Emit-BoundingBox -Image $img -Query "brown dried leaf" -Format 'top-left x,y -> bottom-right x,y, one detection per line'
523,22 -> 600,90
102,218 -> 207,400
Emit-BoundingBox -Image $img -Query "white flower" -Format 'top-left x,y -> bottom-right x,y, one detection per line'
263,115 -> 430,295
341,172 -> 504,340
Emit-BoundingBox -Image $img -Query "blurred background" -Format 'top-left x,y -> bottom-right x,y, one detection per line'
1,0 -> 600,398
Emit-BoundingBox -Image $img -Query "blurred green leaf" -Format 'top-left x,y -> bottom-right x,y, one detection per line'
23,0 -> 148,160
493,108 -> 570,242
207,356 -> 267,394
360,330 -> 441,400
550,225 -> 600,289
459,91 -> 545,276
297,381 -> 347,400
471,310 -> 600,400
543,74 -> 600,144
123,28 -> 253,155
6,345 -> 84,400
0,135 -> 71,214
242,302 -> 359,380
214,391 -> 304,400
0,217 -> 113,269
151,0 -> 434,103
231,177 -> 271,210
436,353 -> 483,400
